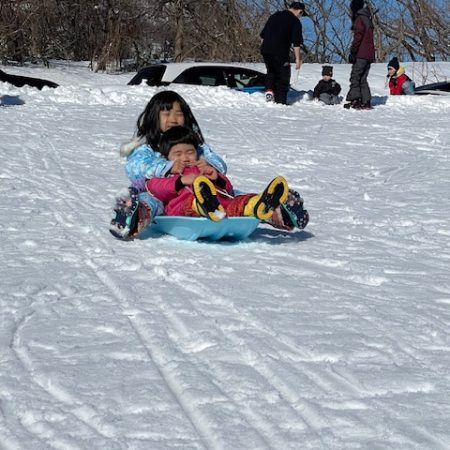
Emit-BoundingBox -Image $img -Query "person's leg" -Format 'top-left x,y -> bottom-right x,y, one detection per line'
273,57 -> 291,104
329,95 -> 341,105
110,187 -> 140,239
266,189 -> 309,230
262,53 -> 276,93
319,93 -> 332,105
110,188 -> 163,240
346,58 -> 366,103
243,176 -> 289,220
192,176 -> 226,222
359,61 -> 372,105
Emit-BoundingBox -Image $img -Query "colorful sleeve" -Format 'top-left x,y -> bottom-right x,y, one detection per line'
146,176 -> 179,202
403,79 -> 416,95
124,144 -> 173,182
197,143 -> 227,175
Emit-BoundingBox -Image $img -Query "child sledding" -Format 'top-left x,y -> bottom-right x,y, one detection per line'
146,126 -> 289,223
110,90 -> 309,241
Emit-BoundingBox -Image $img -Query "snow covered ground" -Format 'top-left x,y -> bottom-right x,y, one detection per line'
1,60 -> 450,449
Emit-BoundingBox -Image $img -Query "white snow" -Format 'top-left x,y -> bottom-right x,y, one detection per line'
1,60 -> 450,450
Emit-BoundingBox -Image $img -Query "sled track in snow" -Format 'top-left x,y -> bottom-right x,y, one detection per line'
18,129 -> 322,448
8,105 -> 450,449
25,133 -> 217,448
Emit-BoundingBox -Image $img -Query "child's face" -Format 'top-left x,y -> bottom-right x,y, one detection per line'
167,143 -> 198,165
160,102 -> 185,132
322,74 -> 331,81
387,67 -> 396,76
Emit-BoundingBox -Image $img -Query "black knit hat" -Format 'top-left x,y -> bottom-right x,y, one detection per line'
350,0 -> 364,13
322,65 -> 333,76
387,57 -> 400,71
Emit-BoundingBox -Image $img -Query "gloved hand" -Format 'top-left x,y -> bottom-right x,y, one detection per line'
349,52 -> 356,64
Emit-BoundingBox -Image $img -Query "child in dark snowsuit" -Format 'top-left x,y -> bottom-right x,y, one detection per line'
313,66 -> 342,105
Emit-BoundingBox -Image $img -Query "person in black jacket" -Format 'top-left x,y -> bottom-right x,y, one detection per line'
313,66 -> 342,105
260,2 -> 307,105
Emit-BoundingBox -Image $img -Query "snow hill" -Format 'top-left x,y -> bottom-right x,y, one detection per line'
1,60 -> 450,449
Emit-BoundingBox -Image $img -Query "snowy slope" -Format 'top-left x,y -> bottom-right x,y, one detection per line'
1,60 -> 450,450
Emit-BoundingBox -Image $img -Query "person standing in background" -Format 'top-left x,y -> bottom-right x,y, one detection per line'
260,2 -> 308,105
344,0 -> 375,110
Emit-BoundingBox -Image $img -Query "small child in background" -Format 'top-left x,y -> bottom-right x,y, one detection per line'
386,57 -> 415,95
313,65 -> 342,105
146,126 -> 289,222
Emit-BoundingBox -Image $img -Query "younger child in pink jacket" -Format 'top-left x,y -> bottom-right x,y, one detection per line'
146,126 -> 288,222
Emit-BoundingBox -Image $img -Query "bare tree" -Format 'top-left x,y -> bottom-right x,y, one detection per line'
0,0 -> 448,68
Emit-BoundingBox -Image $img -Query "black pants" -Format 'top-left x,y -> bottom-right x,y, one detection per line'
262,53 -> 291,105
346,58 -> 372,104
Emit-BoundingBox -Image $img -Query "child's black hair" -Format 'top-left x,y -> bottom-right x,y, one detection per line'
136,90 -> 204,151
158,126 -> 200,158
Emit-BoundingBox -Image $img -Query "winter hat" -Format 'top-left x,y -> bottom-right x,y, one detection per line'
387,57 -> 400,71
350,0 -> 364,13
322,65 -> 333,76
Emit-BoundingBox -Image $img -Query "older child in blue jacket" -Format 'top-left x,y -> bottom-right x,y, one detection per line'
110,90 -> 226,239
110,91 -> 308,240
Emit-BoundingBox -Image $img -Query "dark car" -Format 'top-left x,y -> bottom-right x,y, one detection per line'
414,81 -> 450,96
128,63 -> 266,93
0,69 -> 58,90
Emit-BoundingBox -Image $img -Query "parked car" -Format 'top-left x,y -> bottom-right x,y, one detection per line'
414,81 -> 450,96
0,69 -> 58,90
128,63 -> 266,94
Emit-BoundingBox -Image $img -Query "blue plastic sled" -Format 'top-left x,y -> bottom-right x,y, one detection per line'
144,216 -> 260,241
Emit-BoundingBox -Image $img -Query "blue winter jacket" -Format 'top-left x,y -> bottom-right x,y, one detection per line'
125,143 -> 227,183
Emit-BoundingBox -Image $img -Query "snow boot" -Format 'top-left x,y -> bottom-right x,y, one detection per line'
281,189 -> 309,229
109,187 -> 139,240
356,101 -> 373,110
192,176 -> 226,222
245,176 -> 289,221
344,99 -> 361,109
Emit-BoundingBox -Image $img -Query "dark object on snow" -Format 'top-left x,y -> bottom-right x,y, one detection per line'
127,63 -> 266,94
0,69 -> 58,90
414,81 -> 450,96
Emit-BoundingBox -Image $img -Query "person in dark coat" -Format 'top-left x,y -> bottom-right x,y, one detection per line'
313,65 -> 342,105
344,0 -> 375,110
260,2 -> 308,105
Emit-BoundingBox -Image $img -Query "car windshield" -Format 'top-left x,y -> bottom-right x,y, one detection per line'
172,67 -> 226,86
128,65 -> 166,86
226,69 -> 265,89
